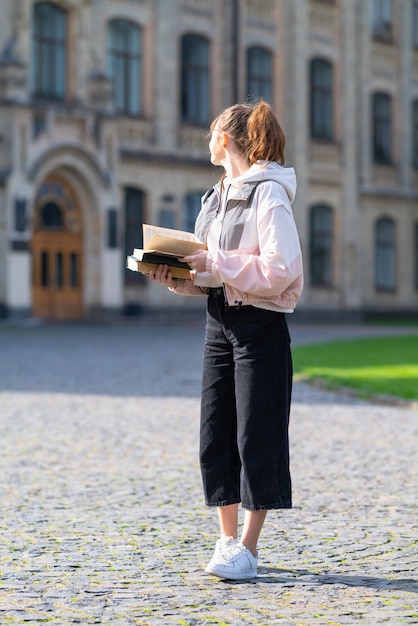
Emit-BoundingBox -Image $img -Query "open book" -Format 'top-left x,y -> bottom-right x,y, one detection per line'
126,224 -> 207,279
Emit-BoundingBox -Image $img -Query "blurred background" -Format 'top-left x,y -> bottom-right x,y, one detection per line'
0,0 -> 417,322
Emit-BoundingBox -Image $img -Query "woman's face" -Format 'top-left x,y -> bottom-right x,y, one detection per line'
209,123 -> 225,166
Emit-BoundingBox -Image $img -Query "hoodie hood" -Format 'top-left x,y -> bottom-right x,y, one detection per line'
223,161 -> 297,204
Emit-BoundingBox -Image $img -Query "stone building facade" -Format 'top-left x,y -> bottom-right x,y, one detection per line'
0,0 -> 417,319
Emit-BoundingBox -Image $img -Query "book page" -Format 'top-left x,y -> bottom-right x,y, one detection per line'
143,224 -> 200,248
146,235 -> 206,256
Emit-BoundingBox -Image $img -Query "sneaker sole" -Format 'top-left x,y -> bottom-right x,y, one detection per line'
205,565 -> 257,580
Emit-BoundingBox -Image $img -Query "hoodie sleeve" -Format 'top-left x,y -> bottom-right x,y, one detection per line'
205,183 -> 303,298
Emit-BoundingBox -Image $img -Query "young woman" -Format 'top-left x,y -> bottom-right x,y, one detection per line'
147,100 -> 303,580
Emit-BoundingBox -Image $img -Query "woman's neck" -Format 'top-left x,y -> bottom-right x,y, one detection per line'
222,152 -> 251,180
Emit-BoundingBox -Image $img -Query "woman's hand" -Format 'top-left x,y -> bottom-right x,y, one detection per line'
147,264 -> 178,290
180,250 -> 208,273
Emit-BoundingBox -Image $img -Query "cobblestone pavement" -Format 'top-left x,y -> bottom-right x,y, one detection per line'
0,317 -> 417,625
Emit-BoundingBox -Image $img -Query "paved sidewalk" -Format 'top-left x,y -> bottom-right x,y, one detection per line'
0,320 -> 417,625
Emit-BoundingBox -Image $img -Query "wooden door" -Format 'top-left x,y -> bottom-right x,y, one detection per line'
32,177 -> 83,319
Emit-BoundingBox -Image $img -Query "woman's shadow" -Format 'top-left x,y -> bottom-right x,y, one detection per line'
222,566 -> 418,593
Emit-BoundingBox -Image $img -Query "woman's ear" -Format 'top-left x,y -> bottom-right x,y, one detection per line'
222,133 -> 228,147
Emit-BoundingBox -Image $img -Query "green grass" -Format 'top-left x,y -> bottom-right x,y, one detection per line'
292,335 -> 418,402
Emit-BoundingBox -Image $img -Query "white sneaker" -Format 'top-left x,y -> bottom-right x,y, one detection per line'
205,535 -> 238,574
205,541 -> 258,580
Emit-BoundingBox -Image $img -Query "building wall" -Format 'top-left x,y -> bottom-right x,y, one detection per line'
0,0 -> 417,319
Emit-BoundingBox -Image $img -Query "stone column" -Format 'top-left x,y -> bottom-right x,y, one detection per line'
340,0 -> 362,310
284,0 -> 309,305
398,1 -> 412,189
154,0 -> 178,151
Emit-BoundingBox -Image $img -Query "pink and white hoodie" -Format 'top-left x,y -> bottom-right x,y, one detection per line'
194,161 -> 304,312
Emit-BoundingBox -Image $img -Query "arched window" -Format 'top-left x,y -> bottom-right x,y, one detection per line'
309,204 -> 333,287
41,202 -> 63,228
108,20 -> 142,115
32,2 -> 67,100
181,34 -> 210,125
124,187 -> 145,284
246,46 -> 273,104
375,217 -> 396,291
372,93 -> 392,164
310,59 -> 334,141
183,192 -> 203,233
412,100 -> 418,169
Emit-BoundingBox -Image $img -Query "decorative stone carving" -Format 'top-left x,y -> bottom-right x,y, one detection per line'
117,118 -> 153,147
309,2 -> 336,40
310,142 -> 341,167
179,125 -> 208,153
372,42 -> 397,77
0,37 -> 27,102
372,164 -> 398,187
53,110 -> 88,143
180,0 -> 212,17
87,69 -> 114,114
246,0 -> 274,20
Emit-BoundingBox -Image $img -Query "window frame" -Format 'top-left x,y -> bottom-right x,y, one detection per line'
414,222 -> 418,291
180,33 -> 210,126
183,191 -> 203,233
107,208 -> 118,249
412,100 -> 418,169
372,92 -> 393,165
107,19 -> 142,116
32,1 -> 68,101
371,0 -> 393,42
124,187 -> 145,285
310,58 -> 334,141
374,217 -> 396,292
414,0 -> 418,48
246,46 -> 273,104
309,204 -> 334,288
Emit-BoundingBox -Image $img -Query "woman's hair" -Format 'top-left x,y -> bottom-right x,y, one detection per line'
210,100 -> 286,165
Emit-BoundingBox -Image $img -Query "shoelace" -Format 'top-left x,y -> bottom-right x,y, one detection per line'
210,536 -> 238,562
220,541 -> 247,562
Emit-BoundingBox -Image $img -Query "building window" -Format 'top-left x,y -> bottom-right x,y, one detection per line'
375,217 -> 396,291
183,192 -> 203,233
246,47 -> 273,104
413,100 -> 418,169
108,20 -> 142,115
415,222 -> 418,290
124,188 -> 145,284
372,93 -> 392,164
41,202 -> 63,229
181,34 -> 210,125
107,208 -> 118,249
414,1 -> 418,48
371,0 -> 393,41
309,205 -> 333,287
310,59 -> 334,141
14,199 -> 27,232
32,2 -> 67,100
159,209 -> 176,229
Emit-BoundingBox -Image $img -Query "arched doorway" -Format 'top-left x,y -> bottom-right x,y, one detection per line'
32,175 -> 83,319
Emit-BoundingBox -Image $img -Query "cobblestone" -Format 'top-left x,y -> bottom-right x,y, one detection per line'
0,318 -> 417,625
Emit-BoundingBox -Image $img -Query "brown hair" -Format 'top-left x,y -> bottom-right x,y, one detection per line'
210,100 -> 286,165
